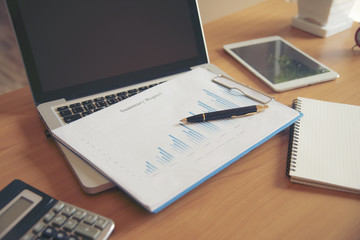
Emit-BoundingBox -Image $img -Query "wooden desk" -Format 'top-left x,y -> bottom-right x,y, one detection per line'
1,0 -> 360,239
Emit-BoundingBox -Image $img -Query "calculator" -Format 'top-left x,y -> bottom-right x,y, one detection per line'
0,180 -> 114,240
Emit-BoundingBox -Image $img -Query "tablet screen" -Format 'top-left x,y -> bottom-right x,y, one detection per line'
229,39 -> 330,84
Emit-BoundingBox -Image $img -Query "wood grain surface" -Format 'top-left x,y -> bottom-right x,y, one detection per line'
0,0 -> 359,239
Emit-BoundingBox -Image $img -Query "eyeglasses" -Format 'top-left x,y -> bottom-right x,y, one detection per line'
212,75 -> 274,105
352,26 -> 360,49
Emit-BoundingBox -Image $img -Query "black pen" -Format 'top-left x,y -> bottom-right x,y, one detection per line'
180,105 -> 268,123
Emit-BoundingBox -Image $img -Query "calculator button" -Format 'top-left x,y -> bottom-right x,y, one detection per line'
42,226 -> 56,238
21,232 -> 35,240
63,219 -> 79,231
83,214 -> 98,225
43,211 -> 56,223
62,205 -> 76,217
53,215 -> 67,227
67,235 -> 79,240
32,222 -> 46,234
74,223 -> 100,240
53,201 -> 65,213
54,230 -> 67,240
73,209 -> 87,221
94,218 -> 109,230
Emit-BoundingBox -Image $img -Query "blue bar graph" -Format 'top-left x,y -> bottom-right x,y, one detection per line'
180,123 -> 205,143
170,134 -> 191,153
197,121 -> 221,133
197,101 -> 217,112
203,89 -> 240,109
159,147 -> 174,161
146,86 -> 248,174
155,147 -> 175,167
145,161 -> 158,175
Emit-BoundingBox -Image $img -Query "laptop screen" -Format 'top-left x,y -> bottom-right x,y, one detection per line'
7,0 -> 208,104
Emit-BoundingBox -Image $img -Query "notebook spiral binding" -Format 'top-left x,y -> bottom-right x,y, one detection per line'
286,99 -> 302,176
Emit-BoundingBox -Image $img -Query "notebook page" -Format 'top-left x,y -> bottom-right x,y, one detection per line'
291,97 -> 360,190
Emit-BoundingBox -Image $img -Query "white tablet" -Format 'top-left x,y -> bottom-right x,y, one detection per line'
224,36 -> 339,92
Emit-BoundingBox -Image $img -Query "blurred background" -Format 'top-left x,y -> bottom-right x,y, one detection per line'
0,0 -> 359,95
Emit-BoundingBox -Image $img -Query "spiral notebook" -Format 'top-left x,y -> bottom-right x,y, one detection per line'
287,97 -> 360,194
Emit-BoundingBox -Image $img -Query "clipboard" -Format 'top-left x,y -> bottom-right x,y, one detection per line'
51,68 -> 302,213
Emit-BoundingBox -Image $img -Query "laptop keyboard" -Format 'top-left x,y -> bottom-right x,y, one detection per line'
55,83 -> 161,124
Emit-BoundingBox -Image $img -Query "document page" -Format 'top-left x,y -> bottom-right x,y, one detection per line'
52,68 -> 301,212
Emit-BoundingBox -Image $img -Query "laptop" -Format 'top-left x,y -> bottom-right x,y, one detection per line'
6,0 -> 225,193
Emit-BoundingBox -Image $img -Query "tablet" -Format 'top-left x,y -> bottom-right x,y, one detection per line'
224,36 -> 339,92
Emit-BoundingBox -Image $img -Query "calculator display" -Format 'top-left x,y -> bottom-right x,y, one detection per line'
0,197 -> 33,232
0,189 -> 42,239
